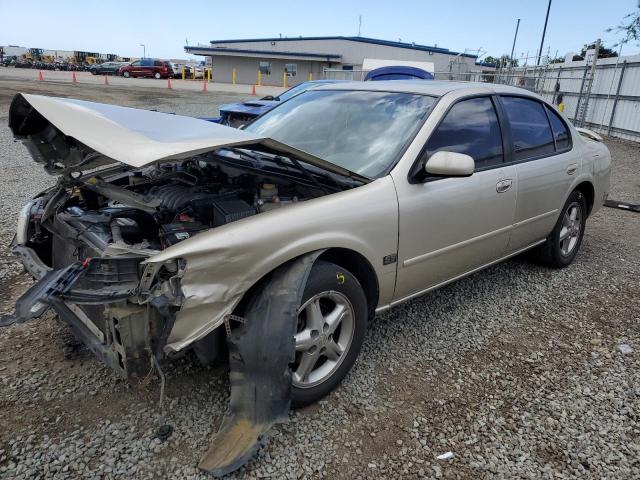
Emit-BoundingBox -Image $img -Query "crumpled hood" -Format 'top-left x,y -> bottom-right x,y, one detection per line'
9,93 -> 265,168
8,93 -> 368,182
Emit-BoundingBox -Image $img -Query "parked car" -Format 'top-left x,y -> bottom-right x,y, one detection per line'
4,82 -> 610,475
216,79 -> 345,127
169,62 -> 191,78
89,61 -> 126,75
117,59 -> 173,79
364,65 -> 433,81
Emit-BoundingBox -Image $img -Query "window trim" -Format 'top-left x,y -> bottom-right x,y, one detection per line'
408,94 -> 507,184
495,94 -> 573,167
543,104 -> 573,154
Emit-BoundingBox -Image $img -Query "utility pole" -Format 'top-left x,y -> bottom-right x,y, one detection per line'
510,18 -> 520,66
537,0 -> 552,65
140,44 -> 146,59
358,15 -> 362,36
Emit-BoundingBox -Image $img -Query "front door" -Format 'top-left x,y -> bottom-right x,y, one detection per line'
392,96 -> 517,301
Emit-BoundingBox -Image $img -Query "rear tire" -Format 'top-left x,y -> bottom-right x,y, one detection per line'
291,261 -> 367,408
536,190 -> 587,268
154,72 -> 161,79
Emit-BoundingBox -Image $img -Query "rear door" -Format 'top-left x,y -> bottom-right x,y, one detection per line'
498,96 -> 577,251
393,95 -> 517,301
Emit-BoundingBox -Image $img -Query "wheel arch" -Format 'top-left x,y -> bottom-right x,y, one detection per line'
233,247 -> 379,320
317,248 -> 379,319
574,180 -> 595,216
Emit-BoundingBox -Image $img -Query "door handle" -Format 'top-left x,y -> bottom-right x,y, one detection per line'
496,179 -> 513,193
566,164 -> 578,175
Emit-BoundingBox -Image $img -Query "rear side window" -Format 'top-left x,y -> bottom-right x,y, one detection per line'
501,96 -> 554,161
545,106 -> 571,151
426,97 -> 503,170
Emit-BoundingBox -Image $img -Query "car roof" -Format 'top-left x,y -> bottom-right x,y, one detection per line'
312,80 -> 541,98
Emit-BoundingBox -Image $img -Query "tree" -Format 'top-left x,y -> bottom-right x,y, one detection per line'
607,5 -> 640,46
482,54 -> 518,68
571,42 -> 619,62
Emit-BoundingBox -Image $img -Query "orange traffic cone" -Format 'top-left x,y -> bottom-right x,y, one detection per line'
251,84 -> 256,95
38,70 -> 44,81
167,77 -> 172,90
201,80 -> 207,92
103,74 -> 109,85
72,72 -> 78,84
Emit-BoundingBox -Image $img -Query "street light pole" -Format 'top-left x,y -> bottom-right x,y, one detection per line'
510,18 -> 520,66
140,44 -> 146,59
537,0 -> 552,66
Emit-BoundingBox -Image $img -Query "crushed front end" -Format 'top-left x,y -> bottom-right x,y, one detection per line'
4,193 -> 185,379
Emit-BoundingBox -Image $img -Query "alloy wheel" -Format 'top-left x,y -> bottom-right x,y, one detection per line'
293,291 -> 356,388
559,202 -> 582,256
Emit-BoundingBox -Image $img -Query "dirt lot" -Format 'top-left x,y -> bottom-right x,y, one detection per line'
0,78 -> 638,479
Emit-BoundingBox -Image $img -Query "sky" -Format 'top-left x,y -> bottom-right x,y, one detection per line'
1,0 -> 638,61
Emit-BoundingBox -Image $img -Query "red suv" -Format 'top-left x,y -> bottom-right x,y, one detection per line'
118,59 -> 173,79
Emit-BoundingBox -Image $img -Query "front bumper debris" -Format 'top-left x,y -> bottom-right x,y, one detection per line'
1,256 -> 153,378
0,262 -> 86,327
199,251 -> 322,476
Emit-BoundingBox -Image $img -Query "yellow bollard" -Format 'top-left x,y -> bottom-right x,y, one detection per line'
308,72 -> 313,81
558,102 -> 565,112
283,71 -> 287,88
257,70 -> 262,86
232,68 -> 237,85
192,67 -> 196,80
182,66 -> 185,80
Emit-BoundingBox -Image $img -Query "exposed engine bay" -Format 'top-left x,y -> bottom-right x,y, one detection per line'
23,148 -> 344,267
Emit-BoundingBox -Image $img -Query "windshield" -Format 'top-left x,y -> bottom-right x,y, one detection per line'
245,90 -> 436,177
276,82 -> 313,102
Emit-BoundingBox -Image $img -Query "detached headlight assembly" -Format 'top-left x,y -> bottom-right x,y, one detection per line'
16,200 -> 36,245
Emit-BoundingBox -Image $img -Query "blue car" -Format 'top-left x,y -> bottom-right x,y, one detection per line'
364,65 -> 433,81
216,80 -> 344,127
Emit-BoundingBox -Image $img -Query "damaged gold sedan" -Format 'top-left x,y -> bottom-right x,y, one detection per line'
2,82 -> 610,475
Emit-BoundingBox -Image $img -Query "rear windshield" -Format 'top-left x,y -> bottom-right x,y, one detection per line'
245,90 -> 436,177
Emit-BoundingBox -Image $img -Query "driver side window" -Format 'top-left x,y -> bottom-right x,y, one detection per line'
426,97 -> 504,171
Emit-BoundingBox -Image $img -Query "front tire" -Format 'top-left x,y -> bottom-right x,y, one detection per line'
154,72 -> 161,79
123,71 -> 130,78
536,190 -> 587,268
291,261 -> 367,408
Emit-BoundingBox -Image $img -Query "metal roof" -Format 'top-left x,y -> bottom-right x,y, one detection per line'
184,45 -> 341,60
201,36 -> 478,59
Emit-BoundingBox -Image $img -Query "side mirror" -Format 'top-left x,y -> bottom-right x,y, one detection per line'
261,95 -> 275,101
424,151 -> 475,177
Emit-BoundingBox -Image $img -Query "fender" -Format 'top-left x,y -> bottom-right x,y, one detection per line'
146,176 -> 400,352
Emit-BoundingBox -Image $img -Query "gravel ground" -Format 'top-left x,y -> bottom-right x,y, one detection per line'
0,80 -> 638,479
